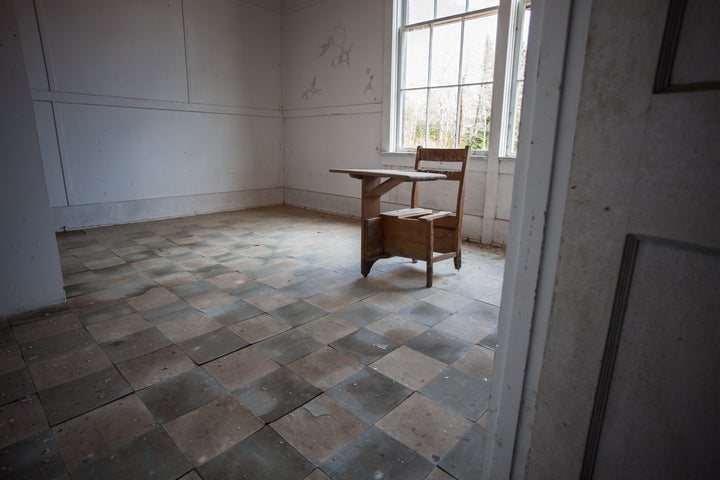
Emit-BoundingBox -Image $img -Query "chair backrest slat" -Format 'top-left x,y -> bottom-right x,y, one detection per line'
411,146 -> 470,220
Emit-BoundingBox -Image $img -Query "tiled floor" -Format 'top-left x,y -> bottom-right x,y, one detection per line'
0,206 -> 503,480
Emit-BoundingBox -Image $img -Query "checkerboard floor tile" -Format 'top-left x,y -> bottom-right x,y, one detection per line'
0,206 -> 503,479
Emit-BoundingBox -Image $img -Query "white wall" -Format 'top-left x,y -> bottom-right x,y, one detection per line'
14,0 -> 513,244
281,0 -> 514,245
1,0 -> 65,316
15,0 -> 284,230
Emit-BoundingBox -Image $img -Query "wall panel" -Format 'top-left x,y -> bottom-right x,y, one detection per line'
37,0 -> 188,101
56,103 -> 282,205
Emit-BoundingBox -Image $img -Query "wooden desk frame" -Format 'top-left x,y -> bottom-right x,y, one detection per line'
329,168 -> 447,277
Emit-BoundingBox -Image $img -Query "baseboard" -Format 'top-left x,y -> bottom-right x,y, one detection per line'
53,188 -> 284,231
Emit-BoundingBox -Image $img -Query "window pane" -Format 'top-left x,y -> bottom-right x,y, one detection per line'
468,0 -> 500,10
427,87 -> 458,148
436,0 -> 465,18
511,80 -> 523,152
430,22 -> 461,87
509,7 -> 531,154
400,89 -> 428,149
403,28 -> 430,89
460,84 -> 493,151
407,0 -> 434,24
461,14 -> 497,83
517,8 -> 530,80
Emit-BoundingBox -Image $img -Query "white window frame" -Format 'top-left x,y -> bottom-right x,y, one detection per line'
382,0 -> 530,159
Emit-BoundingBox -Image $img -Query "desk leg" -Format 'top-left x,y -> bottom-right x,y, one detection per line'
360,177 -> 382,277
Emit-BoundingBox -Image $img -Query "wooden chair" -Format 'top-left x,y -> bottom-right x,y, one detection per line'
380,146 -> 470,287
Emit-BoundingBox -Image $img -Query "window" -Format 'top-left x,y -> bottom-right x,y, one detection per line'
393,0 -> 530,156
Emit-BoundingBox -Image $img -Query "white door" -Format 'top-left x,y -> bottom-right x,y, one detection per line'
521,0 -> 720,478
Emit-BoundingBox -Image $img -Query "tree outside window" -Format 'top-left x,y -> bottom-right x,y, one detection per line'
396,0 -> 530,156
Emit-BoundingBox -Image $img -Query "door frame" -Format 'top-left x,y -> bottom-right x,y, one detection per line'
482,0 -> 593,477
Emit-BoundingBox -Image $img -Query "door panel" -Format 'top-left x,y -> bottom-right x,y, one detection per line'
524,0 -> 720,477
589,237 -> 720,479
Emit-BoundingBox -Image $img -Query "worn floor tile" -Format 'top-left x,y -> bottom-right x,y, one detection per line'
69,427 -> 192,480
299,314 -> 359,345
206,272 -> 252,291
169,280 -> 218,300
259,271 -> 302,289
435,313 -> 496,344
203,347 -> 280,391
204,299 -> 264,326
137,368 -> 225,424
320,426 -> 433,480
330,328 -> 399,365
366,314 -> 428,344
185,290 -> 238,312
422,290 -> 474,313
227,313 -> 290,343
336,302 -> 390,327
0,395 -> 48,449
478,327 -> 498,350
371,346 -> 446,390
38,367 -> 132,426
165,393 -> 263,466
254,329 -> 324,365
28,344 -> 113,391
234,368 -> 321,423
426,467 -> 456,479
457,299 -> 500,322
198,426 -> 314,480
117,345 -> 196,390
0,428 -> 66,480
419,366 -> 490,421
85,313 -> 151,344
268,301 -> 326,327
177,328 -> 248,364
52,394 -> 154,470
279,278 -> 329,299
20,327 -> 94,365
438,423 -> 486,480
304,469 -> 331,480
288,346 -> 364,390
12,313 -> 81,344
452,345 -> 494,381
272,394 -> 368,464
0,368 -> 35,407
0,344 -> 26,375
244,290 -> 297,312
74,301 -> 135,326
396,301 -> 453,327
377,393 -> 472,463
305,292 -> 357,313
141,301 -> 197,325
365,291 -> 417,312
125,287 -> 180,312
100,327 -> 172,364
405,329 -> 473,364
155,311 -> 222,343
325,368 -> 412,424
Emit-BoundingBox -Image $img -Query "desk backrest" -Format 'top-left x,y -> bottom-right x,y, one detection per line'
411,146 -> 470,218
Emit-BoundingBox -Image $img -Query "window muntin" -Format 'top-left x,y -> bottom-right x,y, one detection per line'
398,2 -> 500,151
395,0 -> 530,156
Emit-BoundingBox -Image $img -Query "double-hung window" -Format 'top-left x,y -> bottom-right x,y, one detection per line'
393,0 -> 530,156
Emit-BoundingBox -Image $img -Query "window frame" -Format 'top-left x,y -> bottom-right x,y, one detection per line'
383,0 -> 530,158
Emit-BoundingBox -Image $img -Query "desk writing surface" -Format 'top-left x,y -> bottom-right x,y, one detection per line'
329,168 -> 446,181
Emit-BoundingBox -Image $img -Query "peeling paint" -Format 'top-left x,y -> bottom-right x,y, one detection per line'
318,25 -> 352,68
364,68 -> 376,99
300,75 -> 322,100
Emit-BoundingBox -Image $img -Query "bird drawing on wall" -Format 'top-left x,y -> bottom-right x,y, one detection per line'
301,75 -> 322,100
